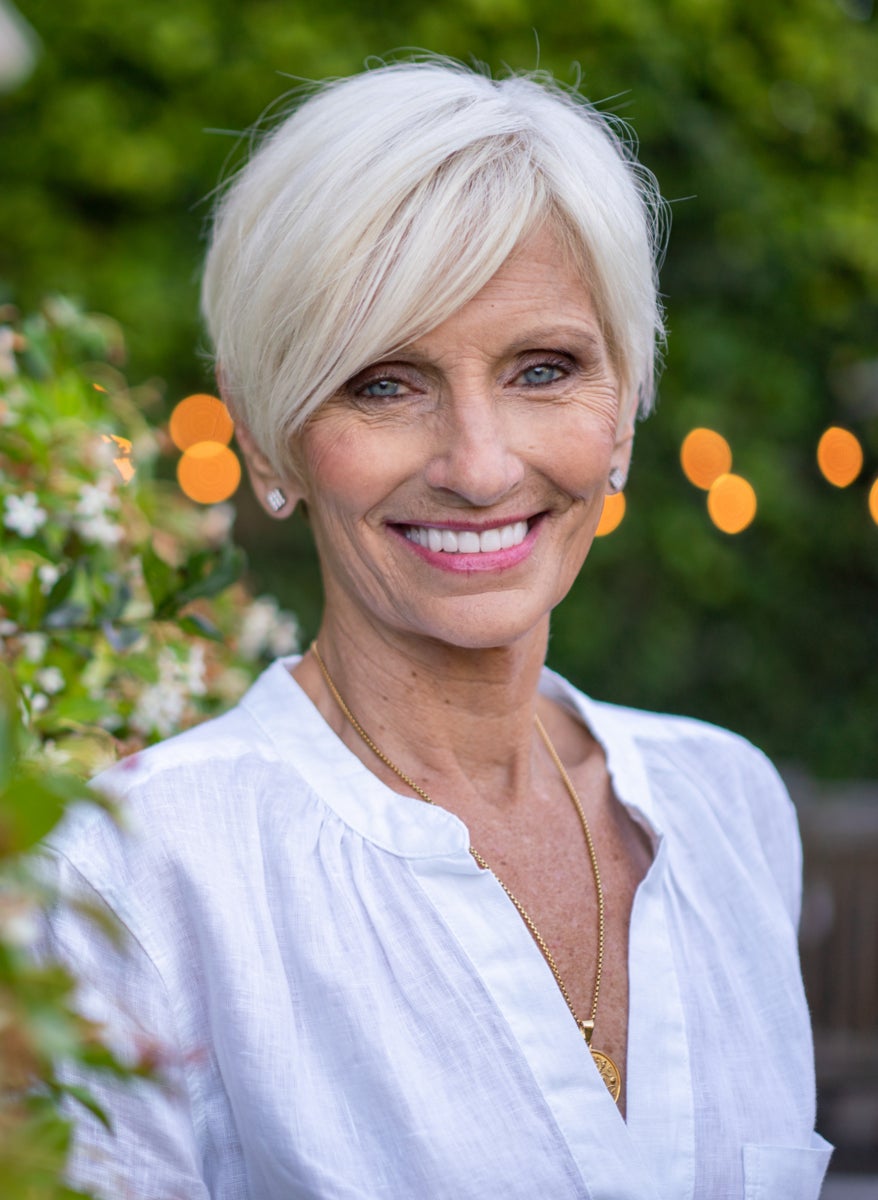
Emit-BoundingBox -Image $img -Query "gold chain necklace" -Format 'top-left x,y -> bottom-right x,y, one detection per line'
310,641 -> 622,1103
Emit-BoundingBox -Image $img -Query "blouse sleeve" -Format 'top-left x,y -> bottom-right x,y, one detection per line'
741,744 -> 804,932
34,846 -> 211,1200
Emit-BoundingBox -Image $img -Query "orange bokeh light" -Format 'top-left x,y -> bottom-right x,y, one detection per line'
595,490 -> 626,537
869,478 -> 878,527
170,394 -> 235,452
177,441 -> 241,504
817,426 -> 863,488
680,428 -> 733,490
707,473 -> 757,534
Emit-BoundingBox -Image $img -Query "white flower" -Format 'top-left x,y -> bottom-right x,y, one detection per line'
238,597 -> 301,661
20,632 -> 48,662
76,512 -> 124,546
269,612 -> 300,657
74,480 -> 122,539
0,619 -> 18,637
29,692 -> 49,714
36,666 -> 65,695
75,481 -> 119,519
184,644 -> 208,697
130,646 -> 208,737
130,681 -> 186,737
3,492 -> 47,538
37,563 -> 62,594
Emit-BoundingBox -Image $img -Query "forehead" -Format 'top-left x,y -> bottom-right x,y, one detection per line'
403,226 -> 603,360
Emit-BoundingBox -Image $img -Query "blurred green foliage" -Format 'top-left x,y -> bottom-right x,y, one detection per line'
0,658 -> 152,1200
1,0 -> 876,776
0,300 -> 303,1197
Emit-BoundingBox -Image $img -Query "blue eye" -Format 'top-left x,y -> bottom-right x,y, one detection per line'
520,363 -> 564,386
362,378 -> 401,398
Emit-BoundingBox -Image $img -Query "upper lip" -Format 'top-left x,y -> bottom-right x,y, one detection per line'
389,513 -> 541,533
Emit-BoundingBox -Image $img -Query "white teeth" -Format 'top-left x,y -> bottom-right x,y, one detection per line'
404,520 -> 529,554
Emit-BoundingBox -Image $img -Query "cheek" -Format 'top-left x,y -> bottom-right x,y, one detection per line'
537,414 -> 618,497
300,423 -> 365,506
300,422 -> 409,519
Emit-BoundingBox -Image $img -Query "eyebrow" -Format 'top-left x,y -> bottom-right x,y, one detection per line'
393,323 -> 607,364
502,325 -> 606,355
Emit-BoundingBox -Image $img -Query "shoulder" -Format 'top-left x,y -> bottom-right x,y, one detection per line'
553,670 -> 784,789
598,699 -> 794,822
44,665 -> 323,909
554,678 -> 803,925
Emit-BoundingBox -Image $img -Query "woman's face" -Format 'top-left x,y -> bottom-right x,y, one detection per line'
288,226 -> 633,653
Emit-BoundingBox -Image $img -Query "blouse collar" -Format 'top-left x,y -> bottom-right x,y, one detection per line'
240,656 -> 663,860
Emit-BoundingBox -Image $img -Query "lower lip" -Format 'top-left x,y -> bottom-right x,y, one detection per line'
389,520 -> 541,573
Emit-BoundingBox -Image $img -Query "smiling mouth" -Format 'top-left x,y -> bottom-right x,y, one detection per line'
401,519 -> 531,554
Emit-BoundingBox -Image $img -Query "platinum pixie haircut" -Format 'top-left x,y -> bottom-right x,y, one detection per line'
201,58 -> 667,476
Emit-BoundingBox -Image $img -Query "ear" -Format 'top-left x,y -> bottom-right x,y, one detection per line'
607,405 -> 635,494
215,367 -> 307,518
234,420 -> 306,519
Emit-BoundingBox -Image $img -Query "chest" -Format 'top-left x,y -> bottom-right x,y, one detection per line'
458,769 -> 653,1112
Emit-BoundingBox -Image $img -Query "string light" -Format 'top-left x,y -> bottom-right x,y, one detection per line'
594,491 -> 625,537
169,393 -> 241,504
816,426 -> 863,488
680,429 -> 732,490
177,441 -> 241,504
869,478 -> 878,527
170,394 -> 235,451
707,473 -> 757,534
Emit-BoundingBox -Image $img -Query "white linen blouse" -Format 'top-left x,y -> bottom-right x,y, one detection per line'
38,657 -> 831,1199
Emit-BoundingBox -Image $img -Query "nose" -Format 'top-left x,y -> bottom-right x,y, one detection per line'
423,393 -> 526,507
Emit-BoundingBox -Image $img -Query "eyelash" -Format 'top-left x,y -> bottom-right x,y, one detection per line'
348,352 -> 576,403
515,354 -> 573,387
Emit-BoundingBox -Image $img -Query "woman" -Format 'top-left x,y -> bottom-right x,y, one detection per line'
41,59 -> 831,1199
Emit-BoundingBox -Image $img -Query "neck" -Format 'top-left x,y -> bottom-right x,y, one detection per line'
296,611 -> 553,812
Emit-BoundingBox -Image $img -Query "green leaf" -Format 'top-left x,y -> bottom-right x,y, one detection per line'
175,544 -> 246,608
44,563 -> 77,614
43,603 -> 89,631
101,621 -> 143,651
141,546 -> 181,615
98,579 -> 132,625
54,1083 -> 113,1132
178,612 -> 223,641
0,663 -> 21,791
0,774 -> 68,853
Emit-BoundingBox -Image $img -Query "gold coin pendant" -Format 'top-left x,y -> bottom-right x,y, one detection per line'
591,1048 -> 622,1102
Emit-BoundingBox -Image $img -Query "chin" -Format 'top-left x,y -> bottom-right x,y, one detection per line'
392,598 -> 555,655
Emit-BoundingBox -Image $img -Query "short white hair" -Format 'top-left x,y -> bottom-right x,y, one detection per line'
201,58 -> 667,476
